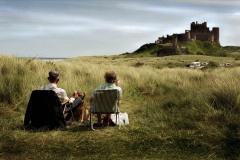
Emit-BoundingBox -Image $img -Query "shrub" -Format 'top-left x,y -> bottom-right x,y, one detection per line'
207,61 -> 218,68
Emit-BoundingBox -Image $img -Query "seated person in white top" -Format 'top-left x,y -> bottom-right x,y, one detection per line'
89,69 -> 122,127
40,70 -> 69,105
40,70 -> 85,125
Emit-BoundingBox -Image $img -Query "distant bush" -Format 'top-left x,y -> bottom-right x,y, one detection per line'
197,51 -> 204,55
133,62 -> 144,67
121,52 -> 130,55
207,61 -> 219,68
235,55 -> 240,60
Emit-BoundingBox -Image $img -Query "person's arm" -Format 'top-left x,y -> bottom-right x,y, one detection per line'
61,99 -> 69,105
115,79 -> 121,86
59,89 -> 69,105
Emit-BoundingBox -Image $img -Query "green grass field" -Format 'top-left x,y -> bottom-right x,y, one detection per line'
1,54 -> 240,159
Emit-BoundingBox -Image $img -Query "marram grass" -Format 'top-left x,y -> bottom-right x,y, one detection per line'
1,55 -> 240,159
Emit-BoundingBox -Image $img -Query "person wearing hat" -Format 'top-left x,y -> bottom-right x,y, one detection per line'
40,70 -> 69,104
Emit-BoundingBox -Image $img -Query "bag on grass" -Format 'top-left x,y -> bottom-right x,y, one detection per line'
111,112 -> 129,125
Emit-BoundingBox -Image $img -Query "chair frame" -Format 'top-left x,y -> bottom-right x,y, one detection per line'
90,89 -> 120,130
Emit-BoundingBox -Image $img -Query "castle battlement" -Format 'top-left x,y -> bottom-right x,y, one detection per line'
156,22 -> 220,45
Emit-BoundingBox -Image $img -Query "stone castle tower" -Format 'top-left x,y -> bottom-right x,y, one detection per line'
156,22 -> 220,45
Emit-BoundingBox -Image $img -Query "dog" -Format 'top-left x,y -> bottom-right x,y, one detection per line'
74,92 -> 89,122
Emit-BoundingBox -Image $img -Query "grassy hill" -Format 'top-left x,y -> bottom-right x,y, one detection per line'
1,55 -> 240,159
124,41 -> 240,58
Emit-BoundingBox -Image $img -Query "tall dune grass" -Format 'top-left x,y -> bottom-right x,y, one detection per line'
1,55 -> 240,159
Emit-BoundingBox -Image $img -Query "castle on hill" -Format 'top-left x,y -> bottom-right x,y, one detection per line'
155,22 -> 220,45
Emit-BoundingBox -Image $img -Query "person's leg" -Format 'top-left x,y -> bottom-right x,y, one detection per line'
105,114 -> 111,126
85,108 -> 90,121
72,97 -> 83,108
65,111 -> 72,121
67,97 -> 83,122
97,113 -> 102,125
65,105 -> 79,121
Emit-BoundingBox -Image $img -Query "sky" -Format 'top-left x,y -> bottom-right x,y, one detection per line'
0,0 -> 239,58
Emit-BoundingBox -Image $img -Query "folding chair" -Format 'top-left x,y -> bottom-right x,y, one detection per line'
90,89 -> 120,130
24,90 -> 66,130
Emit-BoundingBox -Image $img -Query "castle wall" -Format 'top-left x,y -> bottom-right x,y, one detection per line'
212,27 -> 219,43
185,31 -> 191,40
177,33 -> 187,41
156,22 -> 220,45
191,22 -> 210,34
191,33 -> 212,41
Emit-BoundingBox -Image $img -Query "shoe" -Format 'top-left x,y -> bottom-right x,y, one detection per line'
66,120 -> 73,126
